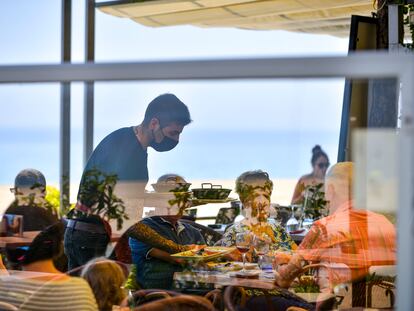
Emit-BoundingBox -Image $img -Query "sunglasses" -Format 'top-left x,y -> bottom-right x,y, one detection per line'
317,162 -> 330,169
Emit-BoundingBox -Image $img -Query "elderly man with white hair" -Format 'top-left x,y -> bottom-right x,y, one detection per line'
275,162 -> 396,292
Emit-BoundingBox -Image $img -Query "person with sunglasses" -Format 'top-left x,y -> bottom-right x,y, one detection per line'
5,169 -> 58,232
291,145 -> 330,205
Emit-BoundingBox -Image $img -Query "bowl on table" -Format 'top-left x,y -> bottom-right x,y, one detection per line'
152,173 -> 191,193
191,183 -> 231,200
151,182 -> 191,193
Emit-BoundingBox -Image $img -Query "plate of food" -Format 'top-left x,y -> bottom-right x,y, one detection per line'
171,246 -> 236,262
206,261 -> 258,272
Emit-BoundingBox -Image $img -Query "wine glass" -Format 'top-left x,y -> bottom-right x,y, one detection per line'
253,235 -> 270,269
286,205 -> 299,233
302,216 -> 314,230
301,189 -> 313,229
236,231 -> 251,273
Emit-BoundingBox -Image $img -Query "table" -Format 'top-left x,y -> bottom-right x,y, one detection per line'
173,269 -> 276,290
0,231 -> 121,248
173,269 -> 336,307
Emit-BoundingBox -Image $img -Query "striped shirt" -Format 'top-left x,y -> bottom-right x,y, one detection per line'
0,274 -> 98,311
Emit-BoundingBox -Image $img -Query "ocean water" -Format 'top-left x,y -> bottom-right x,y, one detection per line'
0,127 -> 339,185
0,127 -> 339,217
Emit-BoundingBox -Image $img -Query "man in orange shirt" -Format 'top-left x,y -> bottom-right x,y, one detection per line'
275,162 -> 396,291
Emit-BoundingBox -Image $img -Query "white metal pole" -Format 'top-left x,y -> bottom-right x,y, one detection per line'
388,4 -> 400,52
396,60 -> 414,311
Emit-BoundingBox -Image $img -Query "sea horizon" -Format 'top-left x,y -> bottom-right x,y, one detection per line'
0,178 -> 298,219
0,127 -> 339,182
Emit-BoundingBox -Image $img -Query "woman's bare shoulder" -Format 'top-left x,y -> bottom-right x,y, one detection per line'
298,174 -> 313,182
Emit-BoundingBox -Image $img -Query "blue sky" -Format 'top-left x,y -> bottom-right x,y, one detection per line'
0,0 -> 349,187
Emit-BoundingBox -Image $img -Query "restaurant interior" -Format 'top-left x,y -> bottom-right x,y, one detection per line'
0,1 -> 412,310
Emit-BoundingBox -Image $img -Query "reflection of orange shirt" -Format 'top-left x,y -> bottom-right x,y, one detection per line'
298,201 -> 396,283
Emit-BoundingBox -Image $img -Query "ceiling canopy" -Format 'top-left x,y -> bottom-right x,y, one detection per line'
97,0 -> 374,37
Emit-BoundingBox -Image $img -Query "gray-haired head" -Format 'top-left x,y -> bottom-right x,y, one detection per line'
12,169 -> 46,204
14,169 -> 46,190
325,162 -> 353,213
235,170 -> 273,203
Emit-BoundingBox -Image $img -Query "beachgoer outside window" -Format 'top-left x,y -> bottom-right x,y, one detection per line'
291,145 -> 330,205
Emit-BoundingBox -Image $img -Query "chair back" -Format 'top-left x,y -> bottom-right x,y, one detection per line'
129,289 -> 182,307
135,295 -> 215,311
215,207 -> 239,225
180,219 -> 222,245
223,286 -> 247,311
204,288 -> 223,310
108,225 -> 135,264
224,285 -> 315,311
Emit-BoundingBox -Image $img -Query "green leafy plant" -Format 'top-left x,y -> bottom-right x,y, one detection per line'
168,184 -> 192,216
292,275 -> 320,293
403,4 -> 414,49
71,168 -> 128,230
303,183 -> 328,220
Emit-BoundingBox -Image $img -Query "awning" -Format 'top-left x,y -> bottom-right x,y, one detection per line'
97,0 -> 374,37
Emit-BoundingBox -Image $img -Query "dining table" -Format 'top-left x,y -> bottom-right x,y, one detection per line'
0,231 -> 121,248
173,268 -> 276,290
173,265 -> 336,308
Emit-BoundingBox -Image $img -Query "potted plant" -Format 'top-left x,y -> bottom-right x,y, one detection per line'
167,184 -> 192,216
291,265 -> 338,309
70,168 -> 128,230
303,183 -> 328,221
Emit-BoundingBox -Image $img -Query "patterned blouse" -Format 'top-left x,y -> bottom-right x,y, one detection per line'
218,221 -> 296,251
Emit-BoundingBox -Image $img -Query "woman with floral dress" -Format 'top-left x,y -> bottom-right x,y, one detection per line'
218,170 -> 296,260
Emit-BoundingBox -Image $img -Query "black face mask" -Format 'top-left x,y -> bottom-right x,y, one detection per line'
149,129 -> 178,152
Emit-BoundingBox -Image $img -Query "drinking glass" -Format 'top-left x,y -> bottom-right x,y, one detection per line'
253,235 -> 270,269
286,205 -> 299,232
302,217 -> 314,229
236,231 -> 251,272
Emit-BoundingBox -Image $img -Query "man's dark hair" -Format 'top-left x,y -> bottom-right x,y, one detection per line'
24,222 -> 64,265
142,94 -> 191,127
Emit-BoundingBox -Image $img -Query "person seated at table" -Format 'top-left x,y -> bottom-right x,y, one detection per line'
129,191 -> 206,289
81,257 -> 127,311
0,222 -> 98,311
275,162 -> 396,293
291,145 -> 330,205
218,170 -> 296,259
5,168 -> 58,231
